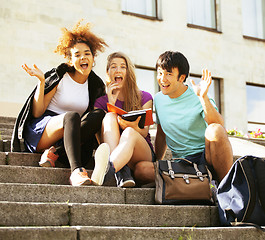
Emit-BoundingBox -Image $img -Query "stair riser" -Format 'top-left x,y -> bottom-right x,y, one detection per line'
0,140 -> 25,152
0,202 -> 69,226
0,227 -> 264,240
0,183 -> 155,205
79,226 -> 265,240
0,227 -> 76,240
0,116 -> 16,125
0,165 -> 71,185
0,202 -> 219,227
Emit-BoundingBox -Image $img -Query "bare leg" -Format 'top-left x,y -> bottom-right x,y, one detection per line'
101,112 -> 121,153
205,123 -> 233,181
110,127 -> 153,182
36,113 -> 66,152
134,161 -> 155,184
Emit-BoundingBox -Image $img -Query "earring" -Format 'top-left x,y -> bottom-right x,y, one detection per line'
92,62 -> 96,67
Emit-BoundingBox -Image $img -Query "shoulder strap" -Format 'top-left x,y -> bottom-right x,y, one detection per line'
231,221 -> 265,232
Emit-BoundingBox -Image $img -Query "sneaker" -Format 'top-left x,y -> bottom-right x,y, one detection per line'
91,143 -> 111,186
70,167 -> 92,186
115,165 -> 135,188
39,146 -> 59,167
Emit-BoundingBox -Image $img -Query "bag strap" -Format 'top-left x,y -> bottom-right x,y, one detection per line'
240,156 -> 257,222
231,221 -> 265,232
167,160 -> 175,179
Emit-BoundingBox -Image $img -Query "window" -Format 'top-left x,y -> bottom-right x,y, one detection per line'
122,0 -> 159,19
246,84 -> 265,132
242,0 -> 265,40
187,0 -> 217,30
135,66 -> 159,98
187,75 -> 221,112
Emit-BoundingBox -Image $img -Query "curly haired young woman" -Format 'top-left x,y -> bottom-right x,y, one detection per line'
11,20 -> 108,186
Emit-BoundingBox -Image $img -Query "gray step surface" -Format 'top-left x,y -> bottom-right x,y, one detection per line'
0,183 -> 154,205
0,201 -> 219,227
0,116 -> 16,124
0,165 -> 116,186
0,226 -> 264,240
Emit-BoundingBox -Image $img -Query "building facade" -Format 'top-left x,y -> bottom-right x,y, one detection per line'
1,0 -> 265,134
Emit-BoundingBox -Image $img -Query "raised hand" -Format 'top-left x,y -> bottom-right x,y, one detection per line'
22,64 -> 45,83
190,69 -> 212,98
107,82 -> 121,105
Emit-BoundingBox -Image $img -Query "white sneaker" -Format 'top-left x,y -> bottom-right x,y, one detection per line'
70,167 -> 92,186
91,143 -> 110,186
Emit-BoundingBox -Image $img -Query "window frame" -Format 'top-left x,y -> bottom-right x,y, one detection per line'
187,0 -> 222,33
242,0 -> 265,41
246,82 -> 265,132
121,0 -> 162,21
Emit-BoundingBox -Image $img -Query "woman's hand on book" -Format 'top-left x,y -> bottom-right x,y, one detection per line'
117,115 -> 141,131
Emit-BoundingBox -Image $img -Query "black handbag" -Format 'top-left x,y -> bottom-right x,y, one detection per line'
154,158 -> 213,205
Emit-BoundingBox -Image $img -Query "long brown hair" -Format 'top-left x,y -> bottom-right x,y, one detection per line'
106,52 -> 142,112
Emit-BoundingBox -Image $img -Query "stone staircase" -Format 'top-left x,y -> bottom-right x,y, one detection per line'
0,116 -> 265,239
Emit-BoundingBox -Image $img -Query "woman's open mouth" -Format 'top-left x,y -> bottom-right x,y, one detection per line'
81,63 -> 88,69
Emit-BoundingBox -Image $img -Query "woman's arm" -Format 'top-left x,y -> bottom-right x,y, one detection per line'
22,64 -> 57,118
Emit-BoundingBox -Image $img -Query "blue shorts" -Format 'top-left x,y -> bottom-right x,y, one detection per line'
185,150 -> 218,182
24,110 -> 59,152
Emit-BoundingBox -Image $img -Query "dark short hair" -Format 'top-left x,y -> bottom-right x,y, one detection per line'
156,51 -> 190,81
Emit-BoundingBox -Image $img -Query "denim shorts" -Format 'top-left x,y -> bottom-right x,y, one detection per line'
23,110 -> 58,152
184,150 -> 218,182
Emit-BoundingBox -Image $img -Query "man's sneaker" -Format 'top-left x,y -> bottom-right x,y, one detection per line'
115,165 -> 135,188
70,167 -> 92,186
91,143 -> 112,186
39,146 -> 59,167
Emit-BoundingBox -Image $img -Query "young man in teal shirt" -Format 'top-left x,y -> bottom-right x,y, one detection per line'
154,51 -> 233,182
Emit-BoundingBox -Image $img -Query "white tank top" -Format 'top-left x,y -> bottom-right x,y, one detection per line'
47,72 -> 89,116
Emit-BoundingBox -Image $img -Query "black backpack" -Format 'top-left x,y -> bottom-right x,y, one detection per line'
217,155 -> 265,231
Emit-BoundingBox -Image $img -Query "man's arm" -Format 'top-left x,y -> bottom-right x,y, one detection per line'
190,69 -> 224,126
155,124 -> 167,160
199,95 -> 224,126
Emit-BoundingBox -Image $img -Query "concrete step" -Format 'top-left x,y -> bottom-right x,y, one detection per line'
0,164 -> 117,186
0,165 -> 72,185
0,116 -> 16,124
0,201 -> 219,227
0,128 -> 12,139
0,122 -> 14,129
0,183 -> 154,205
0,140 -> 25,152
0,226 -> 264,240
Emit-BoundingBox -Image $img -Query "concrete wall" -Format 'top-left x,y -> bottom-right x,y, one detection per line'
1,0 -> 265,133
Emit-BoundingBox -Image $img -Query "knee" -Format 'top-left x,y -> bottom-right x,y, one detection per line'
63,112 -> 80,126
134,161 -> 155,182
103,112 -> 118,125
93,108 -> 106,121
121,127 -> 138,140
205,123 -> 227,141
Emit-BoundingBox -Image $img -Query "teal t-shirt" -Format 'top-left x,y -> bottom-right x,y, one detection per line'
154,86 -> 217,158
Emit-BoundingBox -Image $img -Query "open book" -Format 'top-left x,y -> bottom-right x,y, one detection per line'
107,103 -> 154,129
